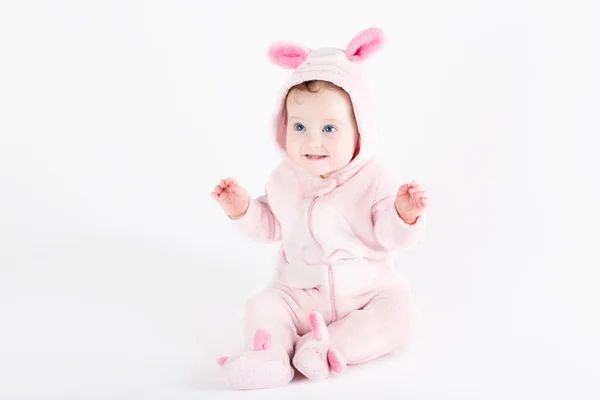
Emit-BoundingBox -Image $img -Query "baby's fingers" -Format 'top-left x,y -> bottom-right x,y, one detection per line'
397,184 -> 409,196
221,178 -> 238,190
409,189 -> 425,198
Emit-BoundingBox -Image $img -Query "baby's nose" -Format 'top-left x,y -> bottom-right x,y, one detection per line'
307,131 -> 322,146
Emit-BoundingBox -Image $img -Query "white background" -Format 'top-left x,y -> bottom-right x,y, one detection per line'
1,1 -> 599,399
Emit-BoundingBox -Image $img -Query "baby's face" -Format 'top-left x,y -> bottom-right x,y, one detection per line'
285,87 -> 358,178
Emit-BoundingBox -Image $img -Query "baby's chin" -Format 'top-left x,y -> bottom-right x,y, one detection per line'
289,158 -> 332,178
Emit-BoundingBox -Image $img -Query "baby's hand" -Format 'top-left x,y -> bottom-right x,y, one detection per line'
395,180 -> 428,225
211,178 -> 251,219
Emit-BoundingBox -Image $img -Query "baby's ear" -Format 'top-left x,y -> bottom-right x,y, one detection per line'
345,28 -> 385,62
268,42 -> 310,69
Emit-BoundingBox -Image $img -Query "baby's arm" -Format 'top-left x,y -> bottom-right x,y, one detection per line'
233,194 -> 282,243
371,170 -> 427,250
212,178 -> 282,243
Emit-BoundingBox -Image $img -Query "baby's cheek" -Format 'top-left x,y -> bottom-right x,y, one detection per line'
285,142 -> 302,162
284,135 -> 296,151
338,139 -> 357,161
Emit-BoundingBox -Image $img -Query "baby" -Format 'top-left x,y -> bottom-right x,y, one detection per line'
211,28 -> 428,390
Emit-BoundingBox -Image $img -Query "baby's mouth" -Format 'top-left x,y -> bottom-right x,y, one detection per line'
304,154 -> 328,160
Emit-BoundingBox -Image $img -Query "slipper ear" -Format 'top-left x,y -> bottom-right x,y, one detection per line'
309,311 -> 329,341
268,42 -> 310,69
345,28 -> 385,62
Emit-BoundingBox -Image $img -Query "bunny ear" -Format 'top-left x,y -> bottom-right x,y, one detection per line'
345,28 -> 385,62
268,42 -> 309,69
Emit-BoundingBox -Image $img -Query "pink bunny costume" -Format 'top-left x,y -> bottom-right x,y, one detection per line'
217,28 -> 427,390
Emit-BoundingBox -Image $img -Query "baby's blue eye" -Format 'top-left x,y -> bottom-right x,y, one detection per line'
323,125 -> 336,133
294,123 -> 305,131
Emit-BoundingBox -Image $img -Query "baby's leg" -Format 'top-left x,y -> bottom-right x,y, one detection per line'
329,287 -> 415,364
293,287 -> 414,380
219,287 -> 299,390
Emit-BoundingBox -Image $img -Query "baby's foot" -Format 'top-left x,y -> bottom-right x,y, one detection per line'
292,311 -> 347,380
217,329 -> 294,390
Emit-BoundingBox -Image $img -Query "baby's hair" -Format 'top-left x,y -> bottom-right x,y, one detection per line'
289,80 -> 340,94
284,80 -> 352,122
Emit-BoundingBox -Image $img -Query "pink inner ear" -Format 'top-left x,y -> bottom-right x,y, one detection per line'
268,42 -> 309,69
345,28 -> 385,62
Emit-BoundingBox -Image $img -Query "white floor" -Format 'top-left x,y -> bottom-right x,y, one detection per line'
1,233 -> 598,400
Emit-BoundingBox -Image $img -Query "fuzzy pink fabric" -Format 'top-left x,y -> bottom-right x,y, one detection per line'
293,311 -> 347,378
220,328 -> 294,390
327,349 -> 345,373
345,27 -> 386,61
252,329 -> 271,350
217,356 -> 229,366
236,158 -> 426,296
309,311 -> 328,341
268,42 -> 309,69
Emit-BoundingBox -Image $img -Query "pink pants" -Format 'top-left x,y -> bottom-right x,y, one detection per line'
244,282 -> 414,360
219,281 -> 416,389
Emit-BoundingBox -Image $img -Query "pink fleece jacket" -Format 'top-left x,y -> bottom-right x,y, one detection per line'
234,28 -> 427,305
